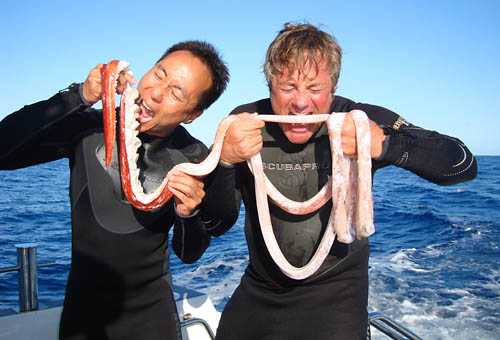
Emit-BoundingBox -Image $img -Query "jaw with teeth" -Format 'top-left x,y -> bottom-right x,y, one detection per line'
100,60 -> 176,211
101,60 -> 178,211
118,85 -> 174,210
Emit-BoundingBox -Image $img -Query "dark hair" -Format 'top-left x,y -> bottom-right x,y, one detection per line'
158,40 -> 229,111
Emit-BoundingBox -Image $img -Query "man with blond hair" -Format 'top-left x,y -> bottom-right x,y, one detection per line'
210,22 -> 476,339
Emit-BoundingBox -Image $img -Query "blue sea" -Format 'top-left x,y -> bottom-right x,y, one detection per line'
0,156 -> 499,339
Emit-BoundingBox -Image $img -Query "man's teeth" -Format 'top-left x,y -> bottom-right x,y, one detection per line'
289,113 -> 312,128
137,102 -> 154,123
143,102 -> 153,113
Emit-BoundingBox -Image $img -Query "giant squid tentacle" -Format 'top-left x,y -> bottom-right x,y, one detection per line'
328,112 -> 353,244
247,112 -> 374,279
101,60 -> 130,166
352,110 -> 374,238
120,112 -> 240,211
101,60 -> 374,279
245,114 -> 332,215
249,145 -> 337,280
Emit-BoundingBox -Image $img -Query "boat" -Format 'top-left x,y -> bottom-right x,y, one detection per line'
0,244 -> 423,340
0,285 -> 218,340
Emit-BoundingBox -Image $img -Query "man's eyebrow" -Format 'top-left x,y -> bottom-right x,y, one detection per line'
157,65 -> 167,78
279,79 -> 296,86
308,82 -> 324,88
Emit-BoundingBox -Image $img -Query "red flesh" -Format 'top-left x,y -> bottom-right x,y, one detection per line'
101,60 -> 120,166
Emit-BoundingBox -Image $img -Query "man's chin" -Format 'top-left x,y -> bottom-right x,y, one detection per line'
138,123 -> 149,134
137,117 -> 155,133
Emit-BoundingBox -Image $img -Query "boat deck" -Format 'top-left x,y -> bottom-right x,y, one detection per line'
0,285 -> 219,340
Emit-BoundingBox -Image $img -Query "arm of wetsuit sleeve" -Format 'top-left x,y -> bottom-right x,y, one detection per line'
0,83 -> 98,169
200,162 -> 241,237
377,126 -> 477,185
171,211 -> 211,264
336,98 -> 477,186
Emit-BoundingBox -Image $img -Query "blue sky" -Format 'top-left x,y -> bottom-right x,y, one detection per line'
2,0 -> 499,155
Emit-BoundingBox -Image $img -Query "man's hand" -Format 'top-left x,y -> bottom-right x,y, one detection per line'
341,113 -> 386,158
220,113 -> 265,164
167,170 -> 205,217
81,63 -> 136,105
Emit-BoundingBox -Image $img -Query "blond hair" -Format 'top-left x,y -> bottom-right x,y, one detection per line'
264,22 -> 342,89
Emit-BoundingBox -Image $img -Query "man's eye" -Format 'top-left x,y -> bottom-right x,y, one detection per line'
171,89 -> 183,101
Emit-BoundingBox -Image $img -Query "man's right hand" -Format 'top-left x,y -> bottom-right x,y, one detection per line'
81,63 -> 136,105
220,113 -> 265,165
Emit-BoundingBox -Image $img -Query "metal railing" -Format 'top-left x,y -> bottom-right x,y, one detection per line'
181,313 -> 216,340
0,243 -> 57,312
369,312 -> 423,340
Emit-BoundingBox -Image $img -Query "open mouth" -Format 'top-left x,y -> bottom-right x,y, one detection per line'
137,100 -> 154,124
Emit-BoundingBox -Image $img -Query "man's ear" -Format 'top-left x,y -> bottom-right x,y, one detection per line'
184,110 -> 203,124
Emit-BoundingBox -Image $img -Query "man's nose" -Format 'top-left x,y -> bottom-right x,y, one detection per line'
291,89 -> 310,113
150,87 -> 163,104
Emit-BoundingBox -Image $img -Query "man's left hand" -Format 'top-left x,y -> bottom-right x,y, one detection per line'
341,113 -> 386,158
167,170 -> 205,216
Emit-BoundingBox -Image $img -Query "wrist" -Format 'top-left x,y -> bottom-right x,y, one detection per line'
80,83 -> 99,106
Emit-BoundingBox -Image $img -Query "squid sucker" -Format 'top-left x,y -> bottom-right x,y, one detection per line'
101,60 -> 374,279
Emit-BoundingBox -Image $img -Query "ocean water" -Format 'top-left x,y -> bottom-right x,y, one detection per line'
0,156 -> 498,339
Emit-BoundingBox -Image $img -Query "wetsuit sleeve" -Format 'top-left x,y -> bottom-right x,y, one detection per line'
332,96 -> 477,186
171,212 -> 211,264
200,104 -> 260,237
0,83 -> 101,169
170,138 -> 239,262
202,162 -> 241,237
170,164 -> 240,263
377,124 -> 477,185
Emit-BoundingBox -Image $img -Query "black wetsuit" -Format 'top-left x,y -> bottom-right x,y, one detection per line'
210,96 -> 477,340
0,83 -> 230,340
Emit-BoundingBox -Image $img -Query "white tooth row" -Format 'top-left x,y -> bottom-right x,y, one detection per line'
142,101 -> 152,112
122,86 -> 169,203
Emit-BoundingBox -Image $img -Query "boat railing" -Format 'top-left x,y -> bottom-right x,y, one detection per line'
369,312 -> 423,340
181,313 -> 216,340
0,243 -> 57,312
